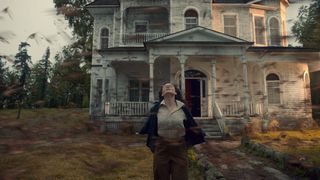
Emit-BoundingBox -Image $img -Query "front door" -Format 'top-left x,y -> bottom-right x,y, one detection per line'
185,79 -> 201,117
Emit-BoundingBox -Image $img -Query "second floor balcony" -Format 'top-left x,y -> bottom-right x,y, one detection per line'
122,32 -> 168,45
122,6 -> 169,46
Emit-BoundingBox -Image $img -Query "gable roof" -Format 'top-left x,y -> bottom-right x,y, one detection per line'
146,26 -> 252,45
86,0 -> 120,6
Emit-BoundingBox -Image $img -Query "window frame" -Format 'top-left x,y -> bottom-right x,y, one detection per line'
100,28 -> 109,50
266,73 -> 281,105
134,20 -> 149,33
184,9 -> 199,30
128,79 -> 149,102
253,15 -> 267,46
268,17 -> 281,46
223,14 -> 238,37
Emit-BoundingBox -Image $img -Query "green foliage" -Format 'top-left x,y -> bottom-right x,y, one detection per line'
28,47 -> 52,107
47,46 -> 90,107
292,0 -> 320,48
0,57 -> 8,108
53,0 -> 94,66
50,0 -> 93,108
13,42 -> 32,118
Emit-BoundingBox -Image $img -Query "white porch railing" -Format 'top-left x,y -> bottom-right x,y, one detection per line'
105,101 -> 150,116
122,33 -> 168,45
213,101 -> 225,135
218,102 -> 263,116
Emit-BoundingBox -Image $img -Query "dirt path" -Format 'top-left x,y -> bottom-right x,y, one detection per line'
196,140 -> 292,180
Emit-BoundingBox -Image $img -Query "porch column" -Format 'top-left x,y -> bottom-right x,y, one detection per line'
179,55 -> 187,98
101,61 -> 108,114
211,59 -> 217,117
262,65 -> 269,129
149,55 -> 155,102
241,55 -> 250,121
108,62 -> 117,102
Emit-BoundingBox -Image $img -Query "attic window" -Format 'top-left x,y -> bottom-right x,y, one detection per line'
185,9 -> 198,29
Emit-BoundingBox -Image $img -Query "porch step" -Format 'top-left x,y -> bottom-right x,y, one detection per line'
197,118 -> 223,139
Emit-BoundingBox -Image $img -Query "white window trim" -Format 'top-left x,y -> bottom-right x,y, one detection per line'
265,72 -> 283,105
253,15 -> 267,46
222,13 -> 239,37
99,27 -> 109,50
182,7 -> 200,30
128,79 -> 149,102
267,16 -> 282,46
134,20 -> 149,33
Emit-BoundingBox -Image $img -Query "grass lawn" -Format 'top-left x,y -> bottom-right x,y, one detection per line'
251,130 -> 320,166
0,108 -> 153,179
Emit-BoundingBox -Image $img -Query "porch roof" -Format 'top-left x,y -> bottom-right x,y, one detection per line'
248,46 -> 320,52
86,0 -> 120,7
246,46 -> 320,62
145,26 -> 253,46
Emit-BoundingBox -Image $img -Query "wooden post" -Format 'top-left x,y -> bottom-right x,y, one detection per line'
179,55 -> 187,98
149,54 -> 155,102
211,59 -> 217,117
241,55 -> 250,122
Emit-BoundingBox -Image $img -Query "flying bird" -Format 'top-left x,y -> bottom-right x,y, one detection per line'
26,32 -> 53,45
1,7 -> 13,20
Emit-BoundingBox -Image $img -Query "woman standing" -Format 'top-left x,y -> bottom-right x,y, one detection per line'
140,83 -> 205,180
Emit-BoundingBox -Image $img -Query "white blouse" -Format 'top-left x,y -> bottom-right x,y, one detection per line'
157,100 -> 186,138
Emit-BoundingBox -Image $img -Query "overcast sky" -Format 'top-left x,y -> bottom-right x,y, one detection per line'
0,0 -> 312,64
0,0 -> 73,64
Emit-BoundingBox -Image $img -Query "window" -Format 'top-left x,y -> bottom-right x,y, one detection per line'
269,17 -> 281,46
135,21 -> 148,33
100,28 -> 109,50
129,80 -> 149,102
266,73 -> 280,104
224,15 -> 237,37
254,16 -> 266,45
96,79 -> 109,102
95,79 -> 102,106
184,9 -> 198,29
104,79 -> 109,101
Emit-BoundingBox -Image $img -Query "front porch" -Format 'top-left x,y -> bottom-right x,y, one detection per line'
103,101 -> 263,117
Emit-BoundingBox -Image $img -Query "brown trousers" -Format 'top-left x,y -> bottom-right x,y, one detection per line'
153,137 -> 188,180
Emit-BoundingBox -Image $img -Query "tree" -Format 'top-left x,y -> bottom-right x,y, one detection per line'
0,57 -> 8,108
13,42 -> 32,119
29,47 -> 52,106
53,0 -> 94,66
292,0 -> 320,48
52,0 -> 93,108
48,46 -> 89,108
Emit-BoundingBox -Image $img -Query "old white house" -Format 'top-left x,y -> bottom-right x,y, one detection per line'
86,0 -> 320,136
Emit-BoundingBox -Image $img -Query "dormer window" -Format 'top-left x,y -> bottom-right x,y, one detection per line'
254,16 -> 266,45
269,17 -> 281,46
135,21 -> 148,33
185,9 -> 198,29
100,28 -> 109,50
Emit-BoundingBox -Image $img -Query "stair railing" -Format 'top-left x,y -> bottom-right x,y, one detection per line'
213,101 -> 226,135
